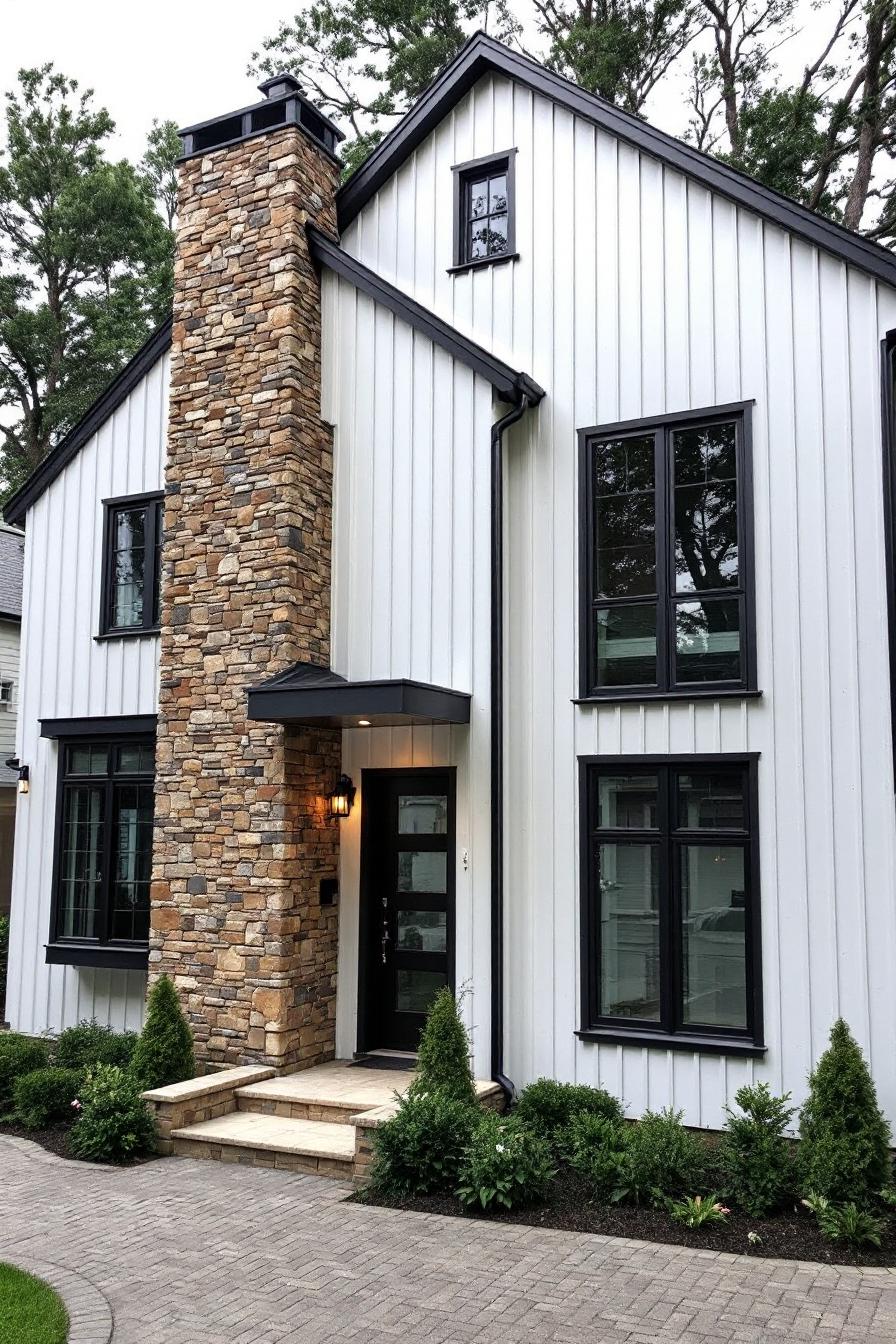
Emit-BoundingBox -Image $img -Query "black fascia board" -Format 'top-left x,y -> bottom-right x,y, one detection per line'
337,32 -> 896,290
308,225 -> 545,404
4,319 -> 173,528
40,714 -> 158,739
247,674 -> 471,726
45,942 -> 149,970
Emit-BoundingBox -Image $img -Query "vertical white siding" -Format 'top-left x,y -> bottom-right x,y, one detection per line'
8,352 -> 168,1036
340,75 -> 896,1126
323,272 -> 495,1072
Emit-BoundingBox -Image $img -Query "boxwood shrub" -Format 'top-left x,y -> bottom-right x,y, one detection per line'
368,1089 -> 478,1198
0,1034 -> 50,1112
13,1066 -> 83,1129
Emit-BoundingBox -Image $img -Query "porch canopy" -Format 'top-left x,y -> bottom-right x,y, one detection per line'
247,662 -> 471,728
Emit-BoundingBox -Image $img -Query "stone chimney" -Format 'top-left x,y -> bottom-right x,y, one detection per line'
150,77 -> 345,1072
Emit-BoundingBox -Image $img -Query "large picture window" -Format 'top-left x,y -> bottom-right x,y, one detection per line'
580,756 -> 762,1051
100,493 -> 163,636
579,404 -> 756,699
51,736 -> 155,954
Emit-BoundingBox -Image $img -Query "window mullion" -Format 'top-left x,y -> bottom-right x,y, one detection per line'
654,428 -> 671,691
656,767 -> 672,1032
143,502 -> 156,631
100,776 -> 114,944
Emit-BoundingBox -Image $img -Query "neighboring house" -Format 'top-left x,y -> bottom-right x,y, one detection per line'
0,523 -> 24,925
4,35 -> 896,1129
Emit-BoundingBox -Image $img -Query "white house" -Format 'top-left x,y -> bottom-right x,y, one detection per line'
5,34 -> 896,1132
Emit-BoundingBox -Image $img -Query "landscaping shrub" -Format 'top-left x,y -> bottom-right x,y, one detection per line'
612,1108 -> 708,1206
130,975 -> 195,1091
560,1111 -> 628,1198
457,1112 -> 555,1212
54,1019 -> 137,1071
13,1067 -> 83,1129
68,1064 -> 157,1163
368,1089 -> 478,1198
410,987 -> 476,1106
802,1194 -> 885,1250
720,1082 -> 796,1216
798,1019 -> 891,1207
514,1078 -> 623,1149
0,1034 -> 50,1112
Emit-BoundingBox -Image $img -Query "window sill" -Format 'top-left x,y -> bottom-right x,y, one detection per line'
94,628 -> 160,643
574,688 -> 763,706
447,252 -> 519,276
576,1028 -> 765,1057
45,942 -> 149,970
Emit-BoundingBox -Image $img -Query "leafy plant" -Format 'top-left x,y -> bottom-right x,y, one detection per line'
560,1111 -> 628,1198
798,1019 -> 891,1208
802,1194 -> 885,1250
13,1066 -> 83,1129
54,1020 -> 137,1071
410,987 -> 476,1106
367,1089 -> 478,1198
612,1108 -> 709,1206
720,1082 -> 796,1216
668,1194 -> 731,1228
457,1112 -> 555,1212
0,1034 -> 50,1111
68,1064 -> 157,1162
130,975 -> 194,1092
514,1078 -> 623,1149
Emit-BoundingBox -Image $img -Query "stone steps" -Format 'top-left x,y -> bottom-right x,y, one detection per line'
170,1111 -> 355,1178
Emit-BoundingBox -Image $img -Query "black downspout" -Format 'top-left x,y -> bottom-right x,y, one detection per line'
490,392 -> 533,1102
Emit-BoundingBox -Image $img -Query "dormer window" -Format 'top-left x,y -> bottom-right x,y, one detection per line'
99,492 -> 163,637
450,150 -> 518,273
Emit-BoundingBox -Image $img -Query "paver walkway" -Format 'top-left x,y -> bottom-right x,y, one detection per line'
1,1135 -> 895,1344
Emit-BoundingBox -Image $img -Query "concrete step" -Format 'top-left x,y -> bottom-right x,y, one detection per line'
170,1110 -> 355,1179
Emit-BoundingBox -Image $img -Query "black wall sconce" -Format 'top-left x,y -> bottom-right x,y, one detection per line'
328,773 -> 356,818
6,757 -> 27,795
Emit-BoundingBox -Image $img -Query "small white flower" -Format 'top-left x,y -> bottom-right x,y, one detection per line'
747,1231 -> 762,1246
495,1143 -> 505,1153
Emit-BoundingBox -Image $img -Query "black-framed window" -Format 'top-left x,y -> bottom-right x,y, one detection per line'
52,735 -> 155,948
99,492 -> 163,636
580,756 -> 762,1051
450,149 -> 517,272
579,404 -> 756,700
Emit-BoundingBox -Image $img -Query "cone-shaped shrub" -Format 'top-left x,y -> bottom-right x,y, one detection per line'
130,975 -> 195,1092
410,987 -> 476,1105
798,1019 -> 891,1206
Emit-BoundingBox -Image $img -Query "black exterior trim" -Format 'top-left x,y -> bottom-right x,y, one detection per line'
579,401 -> 757,699
4,318 -> 173,528
579,752 -> 764,1051
451,148 -> 517,272
99,491 -> 164,637
178,89 -> 344,165
41,715 -> 157,739
338,32 -> 896,289
882,331 -> 896,782
247,662 -> 471,727
307,225 -> 545,404
45,943 -> 149,970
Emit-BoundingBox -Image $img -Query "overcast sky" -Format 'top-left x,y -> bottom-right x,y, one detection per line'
2,0 -> 836,167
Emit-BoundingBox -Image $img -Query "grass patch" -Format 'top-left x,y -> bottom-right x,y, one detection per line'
0,1263 -> 68,1344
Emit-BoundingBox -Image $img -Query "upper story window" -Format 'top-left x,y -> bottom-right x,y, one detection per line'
100,493 -> 163,637
450,150 -> 517,273
52,735 -> 155,948
0,679 -> 13,707
579,403 -> 756,700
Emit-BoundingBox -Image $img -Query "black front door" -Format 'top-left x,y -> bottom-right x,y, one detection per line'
359,770 -> 455,1052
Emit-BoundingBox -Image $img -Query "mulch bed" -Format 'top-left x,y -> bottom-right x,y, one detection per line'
354,1169 -> 896,1268
0,1118 -> 160,1165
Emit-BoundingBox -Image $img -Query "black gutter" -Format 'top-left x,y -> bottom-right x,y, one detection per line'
490,391 -> 536,1100
308,225 -> 544,405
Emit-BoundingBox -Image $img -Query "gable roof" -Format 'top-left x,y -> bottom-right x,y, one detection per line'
0,523 -> 24,621
337,32 -> 896,290
3,318 -> 173,528
309,225 -> 544,403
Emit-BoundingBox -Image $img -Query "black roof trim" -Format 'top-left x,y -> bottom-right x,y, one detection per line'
308,224 -> 544,403
4,318 -> 173,528
337,32 -> 896,288
40,714 -> 157,739
247,661 -> 472,727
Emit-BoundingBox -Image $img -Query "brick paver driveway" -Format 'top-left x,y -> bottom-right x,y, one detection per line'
2,1136 -> 895,1344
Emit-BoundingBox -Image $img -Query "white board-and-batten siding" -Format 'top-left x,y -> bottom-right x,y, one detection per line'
6,354 -> 168,1036
339,72 -> 896,1127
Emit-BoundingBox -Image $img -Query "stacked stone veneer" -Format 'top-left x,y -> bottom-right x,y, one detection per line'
150,123 -> 342,1073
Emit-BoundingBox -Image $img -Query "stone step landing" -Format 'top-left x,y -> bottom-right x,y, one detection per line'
143,1060 -> 505,1183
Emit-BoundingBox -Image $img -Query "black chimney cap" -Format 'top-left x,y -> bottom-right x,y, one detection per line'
258,72 -> 304,100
